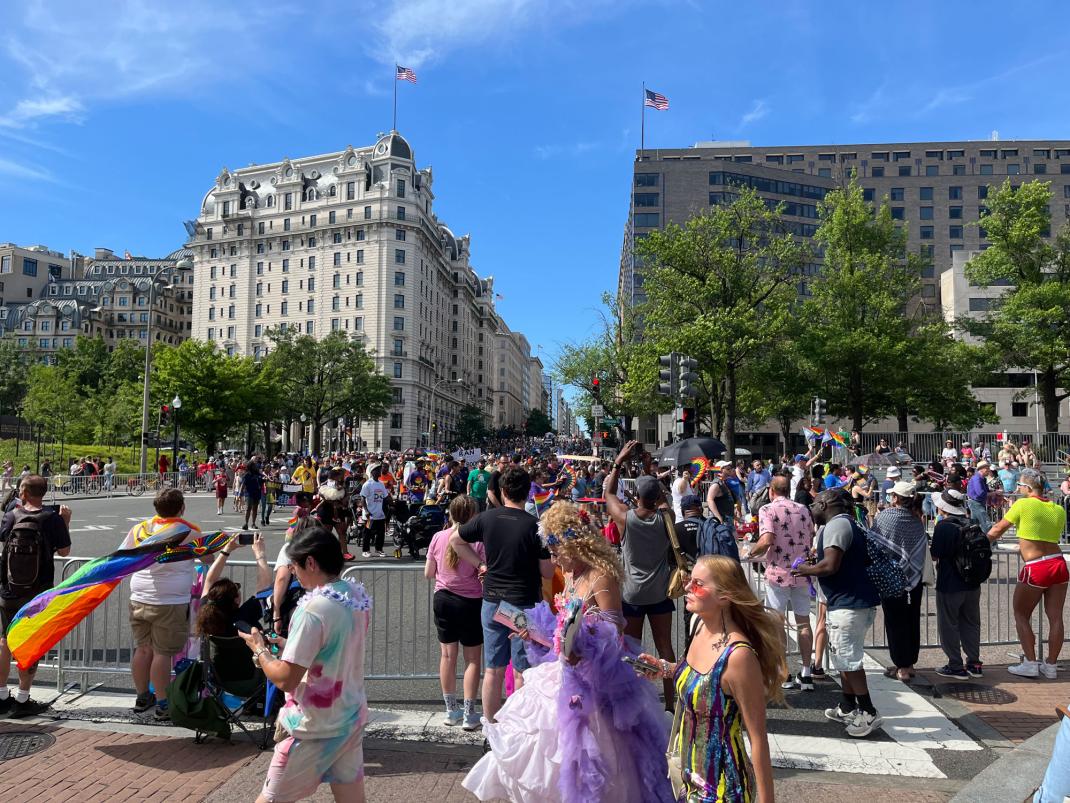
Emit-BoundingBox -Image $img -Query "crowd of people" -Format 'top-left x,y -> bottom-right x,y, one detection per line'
0,427 -> 1068,802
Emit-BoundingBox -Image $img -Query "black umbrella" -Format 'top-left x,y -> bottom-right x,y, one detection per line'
846,451 -> 913,467
653,437 -> 727,468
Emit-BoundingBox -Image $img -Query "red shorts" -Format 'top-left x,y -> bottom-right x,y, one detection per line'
1018,554 -> 1070,589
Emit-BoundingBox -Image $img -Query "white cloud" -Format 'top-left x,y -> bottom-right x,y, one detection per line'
738,99 -> 768,128
0,1 -> 297,128
0,156 -> 57,183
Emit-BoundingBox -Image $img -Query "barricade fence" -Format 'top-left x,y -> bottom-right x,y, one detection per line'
35,545 -> 1066,689
46,471 -> 211,500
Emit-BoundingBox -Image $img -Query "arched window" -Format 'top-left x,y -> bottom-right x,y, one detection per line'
266,195 -> 275,208
305,188 -> 317,201
329,185 -> 337,197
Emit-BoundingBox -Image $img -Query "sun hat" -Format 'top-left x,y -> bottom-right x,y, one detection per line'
886,466 -> 902,479
976,460 -> 991,470
934,488 -> 967,516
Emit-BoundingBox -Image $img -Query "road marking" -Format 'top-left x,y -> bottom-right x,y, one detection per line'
70,525 -> 114,532
760,733 -> 945,778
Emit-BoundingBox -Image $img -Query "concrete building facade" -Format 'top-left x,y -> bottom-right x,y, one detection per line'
188,131 -> 538,450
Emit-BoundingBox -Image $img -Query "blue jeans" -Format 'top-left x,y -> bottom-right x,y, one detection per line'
480,599 -> 532,671
1034,716 -> 1070,802
967,498 -> 992,533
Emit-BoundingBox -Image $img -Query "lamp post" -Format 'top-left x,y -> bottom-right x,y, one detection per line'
299,413 -> 307,454
429,378 -> 462,448
139,257 -> 192,473
171,395 -> 182,471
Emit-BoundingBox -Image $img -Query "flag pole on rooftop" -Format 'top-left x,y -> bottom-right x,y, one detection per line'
393,63 -> 398,131
641,82 -> 645,157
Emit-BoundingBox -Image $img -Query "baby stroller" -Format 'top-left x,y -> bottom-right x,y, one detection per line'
393,501 -> 447,560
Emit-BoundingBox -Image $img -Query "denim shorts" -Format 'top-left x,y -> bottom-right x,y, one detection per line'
826,606 -> 876,672
481,599 -> 532,671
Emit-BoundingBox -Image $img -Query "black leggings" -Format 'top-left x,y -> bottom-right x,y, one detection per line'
362,518 -> 386,552
882,582 -> 924,669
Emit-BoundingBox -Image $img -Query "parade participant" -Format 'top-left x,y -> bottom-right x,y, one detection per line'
213,470 -> 228,516
639,555 -> 784,803
464,502 -> 674,803
987,469 -> 1067,679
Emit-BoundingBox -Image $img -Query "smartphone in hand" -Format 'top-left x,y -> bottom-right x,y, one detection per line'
238,530 -> 255,546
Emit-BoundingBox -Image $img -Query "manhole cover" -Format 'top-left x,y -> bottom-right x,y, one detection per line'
0,731 -> 56,760
937,683 -> 1017,705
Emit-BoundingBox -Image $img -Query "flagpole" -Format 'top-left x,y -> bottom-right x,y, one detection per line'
393,64 -> 398,131
640,82 -> 646,159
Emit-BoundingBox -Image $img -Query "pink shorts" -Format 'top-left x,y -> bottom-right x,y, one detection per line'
261,720 -> 366,802
1018,554 -> 1070,589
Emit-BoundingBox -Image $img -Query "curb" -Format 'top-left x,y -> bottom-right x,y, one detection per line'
949,721 -> 1059,802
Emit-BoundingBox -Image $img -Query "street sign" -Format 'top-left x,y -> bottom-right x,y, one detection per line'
591,404 -> 605,417
600,417 -> 620,426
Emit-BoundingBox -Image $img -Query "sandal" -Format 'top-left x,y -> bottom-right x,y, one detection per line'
883,666 -> 898,678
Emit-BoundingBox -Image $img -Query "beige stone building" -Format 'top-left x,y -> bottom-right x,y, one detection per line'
187,131 -> 538,449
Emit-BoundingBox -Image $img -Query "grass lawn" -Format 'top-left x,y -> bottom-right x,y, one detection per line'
0,439 -> 142,474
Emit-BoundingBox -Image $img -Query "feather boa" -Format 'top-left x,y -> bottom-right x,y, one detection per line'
525,603 -> 675,803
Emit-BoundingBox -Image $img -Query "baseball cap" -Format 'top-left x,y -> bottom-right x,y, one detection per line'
714,460 -> 732,469
635,475 -> 662,503
890,480 -> 916,498
793,454 -> 807,463
680,494 -> 702,510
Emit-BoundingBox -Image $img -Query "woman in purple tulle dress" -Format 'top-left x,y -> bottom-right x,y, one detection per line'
463,501 -> 674,803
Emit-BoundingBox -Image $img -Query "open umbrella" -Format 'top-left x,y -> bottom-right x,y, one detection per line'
653,437 -> 727,468
846,451 -> 913,467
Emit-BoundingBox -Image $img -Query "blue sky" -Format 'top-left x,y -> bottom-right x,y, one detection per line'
2,0 -> 1069,382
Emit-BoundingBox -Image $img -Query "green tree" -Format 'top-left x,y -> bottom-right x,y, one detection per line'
802,178 -> 928,430
22,365 -> 86,463
635,187 -> 809,456
0,339 -> 30,419
153,340 -> 266,452
964,179 -> 1070,432
264,329 -> 392,454
524,407 -> 555,437
455,403 -> 490,445
55,335 -> 111,394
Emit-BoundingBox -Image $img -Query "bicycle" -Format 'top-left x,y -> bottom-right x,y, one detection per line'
127,475 -> 174,497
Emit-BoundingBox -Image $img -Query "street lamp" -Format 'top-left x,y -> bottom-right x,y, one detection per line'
300,413 -> 308,454
139,256 -> 192,473
171,395 -> 182,471
429,378 -> 462,447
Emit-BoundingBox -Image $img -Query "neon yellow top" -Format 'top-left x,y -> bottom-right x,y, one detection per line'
1006,497 -> 1067,544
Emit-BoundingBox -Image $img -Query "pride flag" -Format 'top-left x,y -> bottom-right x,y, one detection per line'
557,462 -> 580,495
531,484 -> 556,516
687,457 -> 711,487
7,524 -> 228,670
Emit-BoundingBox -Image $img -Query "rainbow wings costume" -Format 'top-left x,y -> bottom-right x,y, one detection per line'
6,522 -> 228,670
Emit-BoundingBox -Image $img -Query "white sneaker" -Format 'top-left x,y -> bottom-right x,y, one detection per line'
1008,659 -> 1040,678
376,551 -> 386,558
1039,662 -> 1058,680
846,709 -> 883,738
362,551 -> 371,558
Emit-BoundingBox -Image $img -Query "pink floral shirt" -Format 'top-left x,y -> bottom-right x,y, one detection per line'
758,496 -> 814,588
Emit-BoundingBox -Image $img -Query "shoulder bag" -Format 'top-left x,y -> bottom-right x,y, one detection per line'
667,614 -> 702,795
662,510 -> 694,600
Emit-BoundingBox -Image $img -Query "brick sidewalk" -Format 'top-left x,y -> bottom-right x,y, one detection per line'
917,660 -> 1069,743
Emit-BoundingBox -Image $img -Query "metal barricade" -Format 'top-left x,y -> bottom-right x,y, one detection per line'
48,557 -> 268,691
47,471 -> 206,501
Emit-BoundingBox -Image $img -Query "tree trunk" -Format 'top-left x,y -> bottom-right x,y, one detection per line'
779,415 -> 792,460
724,365 -> 737,461
310,418 -> 322,456
896,406 -> 909,436
850,366 -> 864,432
1040,367 -> 1060,434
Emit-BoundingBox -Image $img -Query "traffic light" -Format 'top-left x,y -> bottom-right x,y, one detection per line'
160,404 -> 171,425
681,407 -> 696,438
814,397 -> 827,424
657,353 -> 678,398
678,357 -> 699,401
591,374 -> 602,400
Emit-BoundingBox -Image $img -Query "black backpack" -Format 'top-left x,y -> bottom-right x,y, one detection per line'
1,508 -> 49,599
952,519 -> 993,586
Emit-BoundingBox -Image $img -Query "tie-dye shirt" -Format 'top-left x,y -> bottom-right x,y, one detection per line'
279,579 -> 371,739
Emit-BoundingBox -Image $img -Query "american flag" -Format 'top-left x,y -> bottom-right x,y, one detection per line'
644,88 -> 669,110
396,65 -> 417,83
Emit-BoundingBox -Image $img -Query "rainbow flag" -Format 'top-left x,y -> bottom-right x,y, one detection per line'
531,485 -> 556,516
688,457 -> 711,487
803,426 -> 825,441
425,450 -> 444,461
824,430 -> 847,447
7,524 -> 227,670
557,462 -> 580,495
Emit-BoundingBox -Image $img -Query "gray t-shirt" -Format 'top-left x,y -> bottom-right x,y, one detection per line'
816,515 -> 852,601
621,509 -> 673,605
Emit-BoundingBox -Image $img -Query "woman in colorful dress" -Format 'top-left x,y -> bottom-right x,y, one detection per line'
463,501 -> 673,803
639,555 -> 786,803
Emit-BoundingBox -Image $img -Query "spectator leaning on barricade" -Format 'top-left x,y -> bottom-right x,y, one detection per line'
930,489 -> 983,679
873,481 -> 927,682
121,488 -> 202,720
794,487 -> 883,738
0,476 -> 72,717
966,460 -> 994,533
750,475 -> 816,691
986,469 -> 1067,679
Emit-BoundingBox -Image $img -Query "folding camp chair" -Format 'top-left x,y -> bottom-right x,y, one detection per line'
199,635 -> 274,749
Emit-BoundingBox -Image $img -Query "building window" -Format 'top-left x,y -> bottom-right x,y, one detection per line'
355,271 -> 363,285
949,206 -> 963,219
333,252 -> 341,266
23,258 -> 37,277
1012,401 -> 1029,417
354,316 -> 363,330
980,164 -> 993,175
978,186 -> 989,199
949,225 -> 963,239
634,193 -> 659,207
919,187 -> 933,200
394,249 -> 405,265
396,179 -> 405,198
862,188 -> 874,202
920,226 -> 933,239
394,293 -> 405,309
396,206 -> 406,221
921,284 -> 936,298
920,207 -> 934,220
346,182 -> 355,201
281,301 -> 289,315
891,207 -> 904,220
355,293 -> 363,308
308,277 -> 315,292
817,168 -> 832,178
1007,164 -> 1020,175
394,271 -> 405,286
356,229 -> 365,241
890,188 -> 905,201
968,297 -> 991,311
308,236 -> 317,248
395,229 -> 407,242
284,192 -> 293,210
871,166 -> 884,177
393,338 -> 404,356
953,164 -> 966,175
393,362 -> 402,378
925,165 -> 939,176
332,273 -> 341,289
356,249 -> 364,264
393,316 -> 404,331
635,173 -> 659,186
1032,163 -> 1047,174
634,213 -> 660,227
308,256 -> 316,270
282,280 -> 289,293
